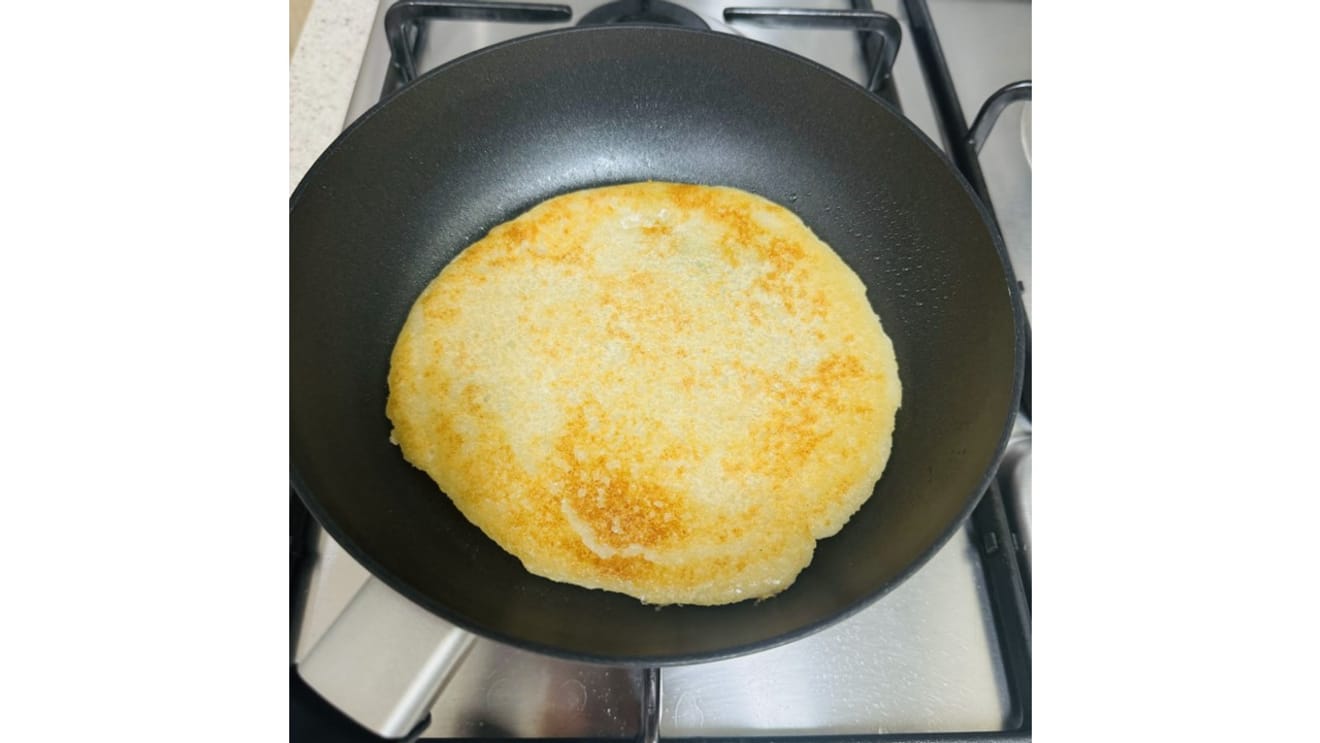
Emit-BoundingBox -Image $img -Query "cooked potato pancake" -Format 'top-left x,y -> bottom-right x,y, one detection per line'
387,182 -> 901,605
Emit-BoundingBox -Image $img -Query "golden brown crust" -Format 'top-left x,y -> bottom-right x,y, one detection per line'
387,182 -> 901,605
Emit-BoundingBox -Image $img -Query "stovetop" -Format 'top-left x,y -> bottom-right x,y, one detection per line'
292,1 -> 1030,739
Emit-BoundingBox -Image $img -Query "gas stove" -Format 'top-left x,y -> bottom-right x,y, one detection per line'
291,1 -> 1031,739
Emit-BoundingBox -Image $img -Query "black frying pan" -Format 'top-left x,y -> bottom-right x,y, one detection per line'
291,25 -> 1023,664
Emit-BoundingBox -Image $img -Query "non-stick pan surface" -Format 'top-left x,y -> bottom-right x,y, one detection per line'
291,26 -> 1023,664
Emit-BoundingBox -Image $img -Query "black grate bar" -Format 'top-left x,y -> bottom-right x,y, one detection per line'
900,0 -> 1031,417
722,8 -> 901,96
385,0 -> 573,90
967,81 -> 1031,154
846,0 -> 899,109
899,1 -> 1031,733
970,483 -> 1032,730
899,0 -> 986,208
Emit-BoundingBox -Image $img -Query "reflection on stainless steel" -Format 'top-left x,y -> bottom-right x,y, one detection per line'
420,639 -> 644,737
660,527 -> 1009,737
1021,101 -> 1031,166
1000,412 -> 1032,566
641,667 -> 662,743
299,1 -> 1031,737
297,578 -> 476,737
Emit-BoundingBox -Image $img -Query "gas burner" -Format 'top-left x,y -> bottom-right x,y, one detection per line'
578,0 -> 709,29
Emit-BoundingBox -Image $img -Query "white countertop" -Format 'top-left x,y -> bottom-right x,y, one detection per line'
290,0 -> 379,193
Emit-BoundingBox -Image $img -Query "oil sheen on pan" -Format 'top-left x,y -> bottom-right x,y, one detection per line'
386,182 -> 902,606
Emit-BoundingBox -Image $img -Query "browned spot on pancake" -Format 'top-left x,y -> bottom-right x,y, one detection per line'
749,236 -> 814,315
597,271 -> 692,345
723,352 -> 870,479
664,182 -> 712,211
716,206 -> 757,246
799,353 -> 870,415
626,271 -> 658,291
808,289 -> 830,320
423,301 -> 459,322
481,206 -> 592,268
551,407 -> 691,553
565,468 -> 685,551
662,183 -> 770,268
762,235 -> 807,268
497,220 -> 535,245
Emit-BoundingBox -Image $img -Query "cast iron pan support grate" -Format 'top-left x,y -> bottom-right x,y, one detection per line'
722,7 -> 901,102
383,0 -> 574,93
901,0 -> 1032,735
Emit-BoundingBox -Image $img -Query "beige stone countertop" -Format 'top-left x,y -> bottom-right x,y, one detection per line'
290,0 -> 379,194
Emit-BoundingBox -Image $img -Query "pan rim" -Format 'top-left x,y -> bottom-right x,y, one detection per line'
290,23 -> 1026,666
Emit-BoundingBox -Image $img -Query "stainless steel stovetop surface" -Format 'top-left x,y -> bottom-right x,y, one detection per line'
661,527 -> 1010,736
299,0 -> 1030,737
296,523 -> 1008,737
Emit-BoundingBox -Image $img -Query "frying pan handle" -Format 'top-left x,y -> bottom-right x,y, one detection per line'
294,577 -> 476,739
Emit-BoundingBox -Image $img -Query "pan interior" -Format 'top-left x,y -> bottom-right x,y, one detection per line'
290,26 -> 1019,663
